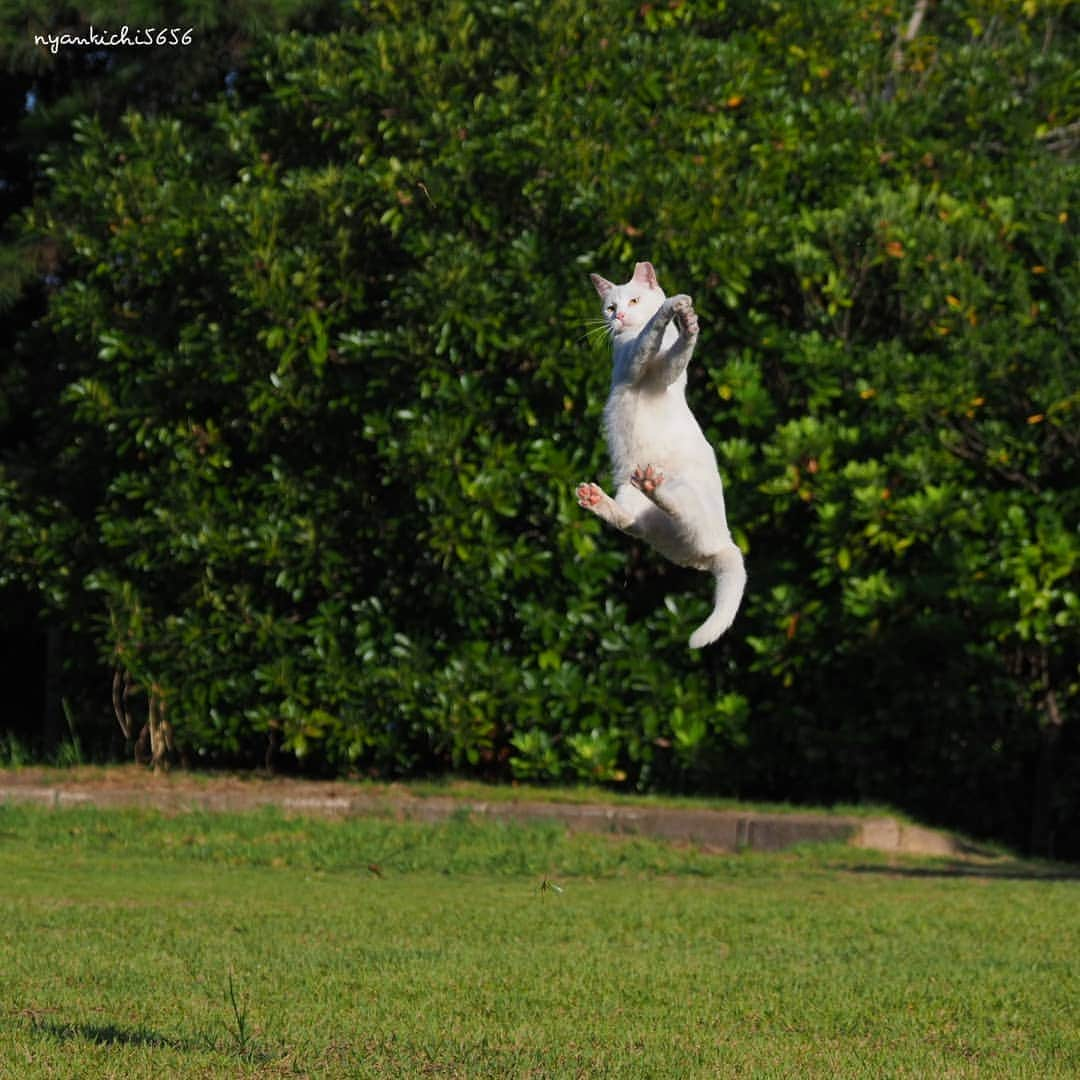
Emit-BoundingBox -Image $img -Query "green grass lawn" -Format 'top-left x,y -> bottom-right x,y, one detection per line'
0,803 -> 1077,1078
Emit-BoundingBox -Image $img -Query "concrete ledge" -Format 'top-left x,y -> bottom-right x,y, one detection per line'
0,779 -> 964,857
853,817 -> 963,857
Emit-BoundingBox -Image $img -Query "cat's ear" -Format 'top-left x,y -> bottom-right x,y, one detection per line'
632,262 -> 659,289
590,273 -> 615,297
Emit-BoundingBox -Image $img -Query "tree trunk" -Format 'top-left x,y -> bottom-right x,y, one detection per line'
147,688 -> 173,773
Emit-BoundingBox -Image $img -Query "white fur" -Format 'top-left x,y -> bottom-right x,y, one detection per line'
577,262 -> 746,647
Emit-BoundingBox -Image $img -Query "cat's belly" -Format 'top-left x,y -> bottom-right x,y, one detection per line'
603,388 -> 718,488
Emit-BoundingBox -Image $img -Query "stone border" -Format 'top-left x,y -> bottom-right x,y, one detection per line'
0,779 -> 964,857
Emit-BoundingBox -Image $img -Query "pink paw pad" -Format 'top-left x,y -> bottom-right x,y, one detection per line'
576,482 -> 603,508
631,465 -> 664,495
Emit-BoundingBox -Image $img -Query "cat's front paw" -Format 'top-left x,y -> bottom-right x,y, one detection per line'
630,464 -> 664,496
669,294 -> 699,337
576,482 -> 605,509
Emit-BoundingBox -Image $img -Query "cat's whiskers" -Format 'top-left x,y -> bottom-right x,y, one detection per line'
578,318 -> 614,348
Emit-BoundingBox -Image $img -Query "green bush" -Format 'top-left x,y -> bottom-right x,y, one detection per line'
1,0 -> 1077,851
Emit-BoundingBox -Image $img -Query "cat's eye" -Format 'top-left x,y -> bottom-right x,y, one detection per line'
607,304 -> 616,313
629,297 -> 638,305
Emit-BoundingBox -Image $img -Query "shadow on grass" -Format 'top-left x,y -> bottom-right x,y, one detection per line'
34,1019 -> 196,1052
34,1016 -> 286,1066
845,861 -> 1080,883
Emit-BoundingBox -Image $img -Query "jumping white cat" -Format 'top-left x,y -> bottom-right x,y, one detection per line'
576,261 -> 746,647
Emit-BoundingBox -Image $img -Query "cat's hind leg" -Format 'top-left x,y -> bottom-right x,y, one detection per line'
576,481 -> 634,531
613,479 -> 690,561
630,465 -> 722,556
578,481 -> 684,556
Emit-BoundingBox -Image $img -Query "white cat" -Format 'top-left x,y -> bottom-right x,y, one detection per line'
576,261 -> 746,648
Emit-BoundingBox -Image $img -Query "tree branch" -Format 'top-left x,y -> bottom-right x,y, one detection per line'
892,0 -> 931,70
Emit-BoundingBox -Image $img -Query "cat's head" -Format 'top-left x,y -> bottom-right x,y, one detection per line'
589,261 -> 665,340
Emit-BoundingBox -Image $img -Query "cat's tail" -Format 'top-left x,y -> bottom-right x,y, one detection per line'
689,543 -> 746,649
